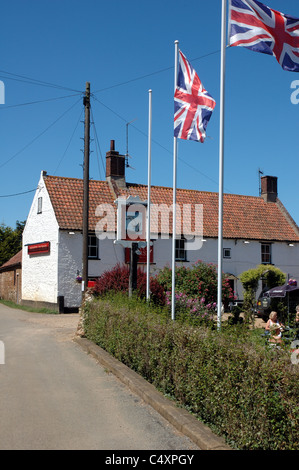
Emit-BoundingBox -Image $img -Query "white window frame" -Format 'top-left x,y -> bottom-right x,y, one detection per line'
261,243 -> 272,264
37,197 -> 43,214
175,237 -> 187,262
223,248 -> 231,259
88,234 -> 98,259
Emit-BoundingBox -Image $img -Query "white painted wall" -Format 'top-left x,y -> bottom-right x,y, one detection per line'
58,231 -> 82,308
22,172 -> 59,304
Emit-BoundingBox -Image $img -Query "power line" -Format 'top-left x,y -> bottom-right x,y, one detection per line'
90,105 -> 105,179
0,47 -> 223,102
0,93 -> 82,110
92,49 -> 221,94
53,106 -> 84,175
91,95 -> 233,193
0,188 -> 37,198
0,70 -> 81,93
0,97 -> 82,169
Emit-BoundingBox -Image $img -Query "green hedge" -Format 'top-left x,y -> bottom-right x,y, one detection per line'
82,294 -> 299,450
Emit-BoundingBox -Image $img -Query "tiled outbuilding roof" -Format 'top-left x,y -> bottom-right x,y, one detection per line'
44,175 -> 299,242
0,250 -> 22,271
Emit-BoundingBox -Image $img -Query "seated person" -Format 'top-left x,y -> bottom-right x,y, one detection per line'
265,311 -> 284,344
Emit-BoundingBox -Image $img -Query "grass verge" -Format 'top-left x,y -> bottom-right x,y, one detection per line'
0,299 -> 59,314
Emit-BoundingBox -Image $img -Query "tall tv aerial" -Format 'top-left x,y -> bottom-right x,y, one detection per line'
258,168 -> 264,196
125,118 -> 137,169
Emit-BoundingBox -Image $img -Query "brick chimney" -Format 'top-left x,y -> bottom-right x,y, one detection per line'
261,175 -> 278,203
106,140 -> 126,189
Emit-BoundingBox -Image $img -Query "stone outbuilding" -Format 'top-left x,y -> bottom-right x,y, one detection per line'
0,250 -> 22,303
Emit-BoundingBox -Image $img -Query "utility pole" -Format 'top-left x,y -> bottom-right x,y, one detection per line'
82,82 -> 90,292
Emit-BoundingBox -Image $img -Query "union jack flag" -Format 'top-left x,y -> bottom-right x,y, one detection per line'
174,51 -> 216,143
229,0 -> 299,72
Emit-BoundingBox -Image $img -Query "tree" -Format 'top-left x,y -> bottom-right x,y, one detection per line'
0,220 -> 26,266
239,265 -> 286,325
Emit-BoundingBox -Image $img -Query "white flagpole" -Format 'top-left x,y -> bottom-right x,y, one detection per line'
171,40 -> 179,321
217,0 -> 227,330
146,89 -> 152,301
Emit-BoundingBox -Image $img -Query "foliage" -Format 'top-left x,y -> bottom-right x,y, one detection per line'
83,294 -> 299,450
0,221 -> 26,266
165,291 -> 216,326
240,265 -> 286,324
240,265 -> 286,292
93,263 -> 165,305
156,260 -> 235,306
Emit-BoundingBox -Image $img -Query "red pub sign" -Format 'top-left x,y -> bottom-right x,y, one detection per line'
27,241 -> 50,255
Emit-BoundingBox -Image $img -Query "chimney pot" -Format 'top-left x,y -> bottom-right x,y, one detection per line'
110,140 -> 115,151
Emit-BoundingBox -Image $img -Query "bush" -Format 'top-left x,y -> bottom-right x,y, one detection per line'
156,260 -> 236,307
165,291 -> 216,326
93,263 -> 166,305
83,295 -> 299,450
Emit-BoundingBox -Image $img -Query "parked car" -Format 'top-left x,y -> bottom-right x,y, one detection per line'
256,284 -> 299,322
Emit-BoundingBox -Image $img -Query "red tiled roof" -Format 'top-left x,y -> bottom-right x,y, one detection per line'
44,176 -> 114,231
0,249 -> 22,271
44,175 -> 299,242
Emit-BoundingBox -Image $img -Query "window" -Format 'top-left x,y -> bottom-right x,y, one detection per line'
175,238 -> 187,261
223,248 -> 231,259
37,197 -> 42,214
88,235 -> 98,259
261,243 -> 272,264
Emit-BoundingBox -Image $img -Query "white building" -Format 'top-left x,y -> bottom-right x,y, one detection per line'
22,140 -> 299,312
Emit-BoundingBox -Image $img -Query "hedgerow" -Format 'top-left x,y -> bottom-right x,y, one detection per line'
82,294 -> 299,450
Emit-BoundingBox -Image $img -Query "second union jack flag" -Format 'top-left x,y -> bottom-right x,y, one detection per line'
229,0 -> 299,72
174,51 -> 216,143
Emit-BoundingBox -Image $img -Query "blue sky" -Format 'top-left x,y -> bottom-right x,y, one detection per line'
1,0 -> 299,230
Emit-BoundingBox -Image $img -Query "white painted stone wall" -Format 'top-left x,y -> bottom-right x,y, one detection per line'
22,172 -> 59,304
58,231 -> 82,308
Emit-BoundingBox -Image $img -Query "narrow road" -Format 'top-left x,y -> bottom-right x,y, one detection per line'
0,303 -> 198,450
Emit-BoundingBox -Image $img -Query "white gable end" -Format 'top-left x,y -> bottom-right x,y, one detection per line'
22,171 -> 59,306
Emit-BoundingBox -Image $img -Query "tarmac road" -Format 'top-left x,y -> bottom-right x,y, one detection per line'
0,303 -> 199,451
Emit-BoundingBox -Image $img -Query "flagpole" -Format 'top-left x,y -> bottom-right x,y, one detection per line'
146,89 -> 152,301
171,40 -> 179,321
217,0 -> 227,330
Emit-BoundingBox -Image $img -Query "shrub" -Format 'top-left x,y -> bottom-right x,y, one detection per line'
93,263 -> 166,305
83,295 -> 299,450
165,291 -> 216,326
156,260 -> 236,307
